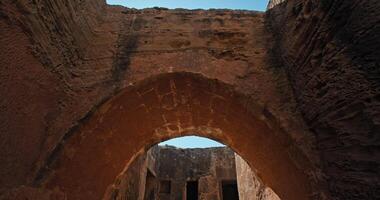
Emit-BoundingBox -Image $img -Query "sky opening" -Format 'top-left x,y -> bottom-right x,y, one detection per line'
159,136 -> 225,148
106,0 -> 270,11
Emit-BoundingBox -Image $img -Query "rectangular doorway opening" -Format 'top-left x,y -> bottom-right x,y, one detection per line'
186,181 -> 198,200
222,180 -> 239,200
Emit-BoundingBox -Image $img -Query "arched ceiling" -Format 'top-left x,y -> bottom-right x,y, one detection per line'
42,72 -> 313,200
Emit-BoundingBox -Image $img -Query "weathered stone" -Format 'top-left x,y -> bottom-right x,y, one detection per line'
0,186 -> 65,200
235,154 -> 280,200
267,0 -> 380,199
0,0 -> 379,199
105,146 -> 238,200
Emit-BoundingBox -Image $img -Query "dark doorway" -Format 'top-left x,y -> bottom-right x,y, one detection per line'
222,180 -> 239,200
186,181 -> 198,200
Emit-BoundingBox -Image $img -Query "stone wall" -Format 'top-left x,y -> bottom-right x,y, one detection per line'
235,154 -> 280,200
1,0 -> 379,199
103,147 -> 158,200
0,3 -> 320,194
267,0 -> 286,9
0,0 -> 120,189
267,0 -> 380,199
156,146 -> 237,200
107,146 -> 237,200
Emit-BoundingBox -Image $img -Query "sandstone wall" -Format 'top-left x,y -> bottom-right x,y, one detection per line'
267,0 -> 380,199
3,0 -> 378,199
0,3 -> 320,195
156,146 -> 237,200
267,0 -> 286,9
103,147 -> 159,200
106,146 -> 237,200
235,154 -> 280,200
0,0 -> 122,190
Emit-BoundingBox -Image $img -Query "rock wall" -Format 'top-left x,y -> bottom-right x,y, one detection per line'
103,147 -> 158,200
267,0 -> 380,199
113,146 -> 282,200
155,146 -> 237,200
0,186 -> 65,200
107,146 -> 238,200
1,0 -> 379,199
0,3 -> 320,195
267,0 -> 286,9
0,0 -> 122,190
235,154 -> 280,200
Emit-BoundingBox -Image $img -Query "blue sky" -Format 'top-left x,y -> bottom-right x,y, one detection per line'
106,0 -> 270,11
159,136 -> 225,148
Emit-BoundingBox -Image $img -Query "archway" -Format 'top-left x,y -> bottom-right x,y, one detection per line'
43,72 -> 313,199
103,136 -> 281,200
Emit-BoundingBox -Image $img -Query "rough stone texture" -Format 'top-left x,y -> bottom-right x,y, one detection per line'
103,146 -> 158,200
1,2 -> 319,199
0,0 -> 121,190
0,0 -> 379,199
235,154 -> 280,200
267,0 -> 380,199
106,146 -> 237,200
45,73 -> 315,200
267,0 -> 286,9
0,186 -> 65,200
156,146 -> 236,200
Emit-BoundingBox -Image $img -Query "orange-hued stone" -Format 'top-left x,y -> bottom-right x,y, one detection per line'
1,0 -> 379,199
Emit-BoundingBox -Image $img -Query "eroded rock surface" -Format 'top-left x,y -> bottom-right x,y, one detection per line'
268,0 -> 380,199
235,154 -> 280,200
105,146 -> 238,200
0,0 -> 379,199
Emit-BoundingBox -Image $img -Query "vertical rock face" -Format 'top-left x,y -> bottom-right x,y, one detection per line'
267,0 -> 380,199
156,146 -> 237,200
103,147 -> 158,200
235,154 -> 280,200
1,0 -> 379,199
267,0 -> 286,9
0,0 -> 118,189
106,146 -> 238,200
0,186 -> 65,200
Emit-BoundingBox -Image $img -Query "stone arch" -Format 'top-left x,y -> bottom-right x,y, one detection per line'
44,72 -> 313,200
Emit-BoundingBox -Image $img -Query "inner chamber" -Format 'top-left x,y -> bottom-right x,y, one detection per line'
103,136 -> 280,200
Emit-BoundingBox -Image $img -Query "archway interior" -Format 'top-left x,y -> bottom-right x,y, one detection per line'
45,72 -> 311,200
104,136 -> 280,200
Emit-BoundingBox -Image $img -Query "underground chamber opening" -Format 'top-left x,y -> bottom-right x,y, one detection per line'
104,136 -> 280,200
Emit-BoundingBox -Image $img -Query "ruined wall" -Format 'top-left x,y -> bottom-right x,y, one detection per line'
107,146 -> 237,200
156,146 -> 237,200
235,154 -> 280,200
267,0 -> 380,199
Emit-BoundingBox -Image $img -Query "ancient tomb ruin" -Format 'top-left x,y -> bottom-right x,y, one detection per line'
1,0 -> 379,199
104,145 -> 279,200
